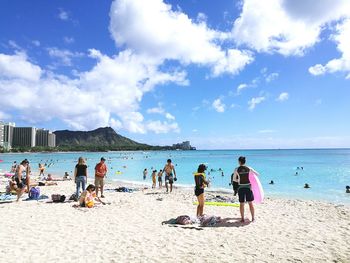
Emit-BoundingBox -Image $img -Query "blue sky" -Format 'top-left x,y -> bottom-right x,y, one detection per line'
0,0 -> 350,149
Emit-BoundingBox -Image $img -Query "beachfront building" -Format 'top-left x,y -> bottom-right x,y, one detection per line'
0,121 -> 4,148
12,127 -> 36,148
0,121 -> 15,150
36,128 -> 49,147
48,132 -> 56,147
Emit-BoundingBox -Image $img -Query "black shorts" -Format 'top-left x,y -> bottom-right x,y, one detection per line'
165,175 -> 173,184
15,177 -> 26,189
158,177 -> 162,182
194,188 -> 204,197
238,187 -> 254,203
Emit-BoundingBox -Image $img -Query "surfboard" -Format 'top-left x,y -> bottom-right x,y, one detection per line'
193,201 -> 239,207
249,170 -> 264,204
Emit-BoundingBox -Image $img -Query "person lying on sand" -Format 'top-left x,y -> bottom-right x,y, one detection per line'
79,184 -> 105,208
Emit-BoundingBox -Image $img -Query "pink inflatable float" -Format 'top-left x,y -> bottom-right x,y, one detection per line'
249,170 -> 264,204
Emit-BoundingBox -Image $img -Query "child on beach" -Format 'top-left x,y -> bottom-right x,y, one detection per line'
158,169 -> 163,188
194,164 -> 209,217
143,168 -> 148,180
233,156 -> 259,223
152,170 -> 157,188
79,184 -> 105,208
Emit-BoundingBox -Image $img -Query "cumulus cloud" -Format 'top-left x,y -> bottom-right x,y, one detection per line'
309,19 -> 350,78
109,0 -> 253,76
212,99 -> 225,113
248,96 -> 265,110
146,120 -> 180,134
232,0 -> 350,56
47,47 -> 84,66
0,49 -> 186,133
276,92 -> 289,102
0,52 -> 42,81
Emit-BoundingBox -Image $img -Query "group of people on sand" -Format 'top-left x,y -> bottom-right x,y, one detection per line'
144,159 -> 177,193
194,156 -> 257,223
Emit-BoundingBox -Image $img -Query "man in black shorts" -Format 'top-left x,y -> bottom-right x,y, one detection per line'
161,159 -> 177,193
234,156 -> 258,222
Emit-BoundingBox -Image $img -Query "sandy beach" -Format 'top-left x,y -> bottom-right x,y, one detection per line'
0,179 -> 349,263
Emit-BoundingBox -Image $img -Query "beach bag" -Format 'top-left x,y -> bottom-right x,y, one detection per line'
29,187 -> 40,199
51,194 -> 66,203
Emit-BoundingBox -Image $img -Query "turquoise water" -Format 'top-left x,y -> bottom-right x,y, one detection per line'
1,149 -> 350,204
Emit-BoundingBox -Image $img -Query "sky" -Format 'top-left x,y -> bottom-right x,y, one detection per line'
0,0 -> 350,149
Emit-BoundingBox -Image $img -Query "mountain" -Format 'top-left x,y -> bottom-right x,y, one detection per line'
54,127 -> 151,150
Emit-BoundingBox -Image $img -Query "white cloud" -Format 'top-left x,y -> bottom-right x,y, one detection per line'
146,120 -> 180,134
0,52 -> 42,81
212,98 -> 225,113
232,0 -> 350,56
47,47 -> 84,66
63,37 -> 75,44
276,92 -> 289,102
237,83 -> 248,93
309,19 -> 350,78
248,96 -> 265,110
0,49 -> 186,133
147,103 -> 176,121
265,72 -> 279,82
58,8 -> 69,21
109,0 -> 253,76
165,113 -> 175,120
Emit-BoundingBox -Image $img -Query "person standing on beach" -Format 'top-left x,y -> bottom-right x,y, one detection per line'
158,169 -> 163,188
234,156 -> 258,222
230,172 -> 239,196
151,170 -> 157,188
95,157 -> 108,198
162,159 -> 177,193
194,164 -> 209,217
14,159 -> 30,201
74,157 -> 88,199
143,168 -> 148,180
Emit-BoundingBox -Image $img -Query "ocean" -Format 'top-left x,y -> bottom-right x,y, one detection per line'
1,149 -> 350,204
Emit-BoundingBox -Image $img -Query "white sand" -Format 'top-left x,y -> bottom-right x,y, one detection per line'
0,179 -> 349,263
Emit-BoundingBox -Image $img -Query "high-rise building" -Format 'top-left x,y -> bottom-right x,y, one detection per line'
36,129 -> 49,146
0,121 -> 4,148
48,132 -> 56,147
0,122 -> 15,150
12,127 -> 36,148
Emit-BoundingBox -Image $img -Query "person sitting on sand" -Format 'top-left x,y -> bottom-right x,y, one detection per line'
161,159 -> 177,193
304,183 -> 310,189
6,176 -> 18,194
158,169 -> 163,188
151,170 -> 157,189
79,184 -> 105,208
63,172 -> 71,180
194,164 -> 209,217
234,156 -> 259,223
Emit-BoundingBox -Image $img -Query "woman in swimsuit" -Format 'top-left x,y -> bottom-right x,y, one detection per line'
194,164 -> 209,217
